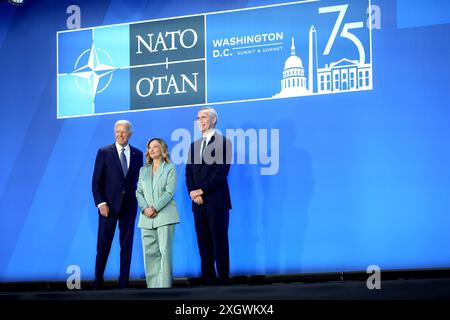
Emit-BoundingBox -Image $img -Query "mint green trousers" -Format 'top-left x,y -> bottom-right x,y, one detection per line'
140,224 -> 175,288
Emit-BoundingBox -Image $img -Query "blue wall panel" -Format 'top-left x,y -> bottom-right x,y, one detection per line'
1,0 -> 450,282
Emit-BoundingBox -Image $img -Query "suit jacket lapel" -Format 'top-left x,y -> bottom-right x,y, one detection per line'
129,146 -> 139,172
110,144 -> 125,178
199,134 -> 216,172
145,166 -> 154,201
193,140 -> 202,167
152,161 -> 165,188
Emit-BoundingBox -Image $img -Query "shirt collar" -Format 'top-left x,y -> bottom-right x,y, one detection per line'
115,142 -> 129,152
202,129 -> 215,142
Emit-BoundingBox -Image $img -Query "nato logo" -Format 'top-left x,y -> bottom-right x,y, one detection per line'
57,25 -> 130,118
57,15 -> 205,118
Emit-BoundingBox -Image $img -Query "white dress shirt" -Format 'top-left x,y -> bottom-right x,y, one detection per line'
115,142 -> 130,169
200,129 -> 215,158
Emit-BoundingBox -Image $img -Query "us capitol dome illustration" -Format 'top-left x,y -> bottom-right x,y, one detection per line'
273,37 -> 308,98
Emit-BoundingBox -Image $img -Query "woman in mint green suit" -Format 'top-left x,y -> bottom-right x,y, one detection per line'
136,138 -> 180,288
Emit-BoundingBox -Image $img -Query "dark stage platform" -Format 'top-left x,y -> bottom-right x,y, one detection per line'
1,274 -> 449,318
1,275 -> 450,300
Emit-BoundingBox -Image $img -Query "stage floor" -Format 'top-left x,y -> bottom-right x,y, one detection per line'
1,277 -> 450,300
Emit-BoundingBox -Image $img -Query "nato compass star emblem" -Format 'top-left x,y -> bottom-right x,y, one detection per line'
71,42 -> 116,99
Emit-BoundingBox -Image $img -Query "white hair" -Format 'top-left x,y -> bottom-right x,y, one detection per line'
114,120 -> 133,133
199,107 -> 219,124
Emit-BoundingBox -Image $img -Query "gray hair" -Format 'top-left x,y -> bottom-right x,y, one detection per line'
114,120 -> 133,133
199,107 -> 219,124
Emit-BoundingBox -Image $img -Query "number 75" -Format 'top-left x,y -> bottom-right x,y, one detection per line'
319,4 -> 365,64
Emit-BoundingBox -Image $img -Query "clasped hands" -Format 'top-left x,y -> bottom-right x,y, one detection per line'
143,207 -> 158,218
190,189 -> 204,205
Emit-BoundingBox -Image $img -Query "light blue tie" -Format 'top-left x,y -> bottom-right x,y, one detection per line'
120,147 -> 128,177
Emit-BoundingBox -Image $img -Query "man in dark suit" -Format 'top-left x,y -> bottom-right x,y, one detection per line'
92,120 -> 143,289
186,107 -> 232,285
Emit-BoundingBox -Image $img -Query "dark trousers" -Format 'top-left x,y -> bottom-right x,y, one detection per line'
193,207 -> 230,285
94,204 -> 136,288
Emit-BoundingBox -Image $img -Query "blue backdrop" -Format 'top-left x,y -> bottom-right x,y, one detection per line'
1,0 -> 450,282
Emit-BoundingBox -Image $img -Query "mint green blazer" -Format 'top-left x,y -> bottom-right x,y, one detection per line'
136,161 -> 180,229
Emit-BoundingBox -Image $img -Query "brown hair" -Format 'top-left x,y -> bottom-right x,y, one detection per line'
145,138 -> 171,166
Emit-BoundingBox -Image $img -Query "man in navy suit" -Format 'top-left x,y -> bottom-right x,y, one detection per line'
186,107 -> 232,285
92,120 -> 143,289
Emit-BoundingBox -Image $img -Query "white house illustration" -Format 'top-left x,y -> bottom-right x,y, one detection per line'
317,58 -> 372,93
273,25 -> 372,98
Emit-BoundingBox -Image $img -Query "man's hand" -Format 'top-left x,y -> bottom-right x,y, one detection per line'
189,189 -> 204,200
144,207 -> 157,218
193,195 -> 204,205
99,204 -> 109,217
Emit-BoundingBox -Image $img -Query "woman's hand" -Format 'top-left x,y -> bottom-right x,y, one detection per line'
144,207 -> 157,218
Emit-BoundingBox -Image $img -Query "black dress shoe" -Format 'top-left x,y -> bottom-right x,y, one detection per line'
217,278 -> 230,286
91,281 -> 104,290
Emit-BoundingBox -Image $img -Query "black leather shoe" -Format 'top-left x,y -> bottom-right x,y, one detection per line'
91,280 -> 104,290
118,282 -> 129,289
